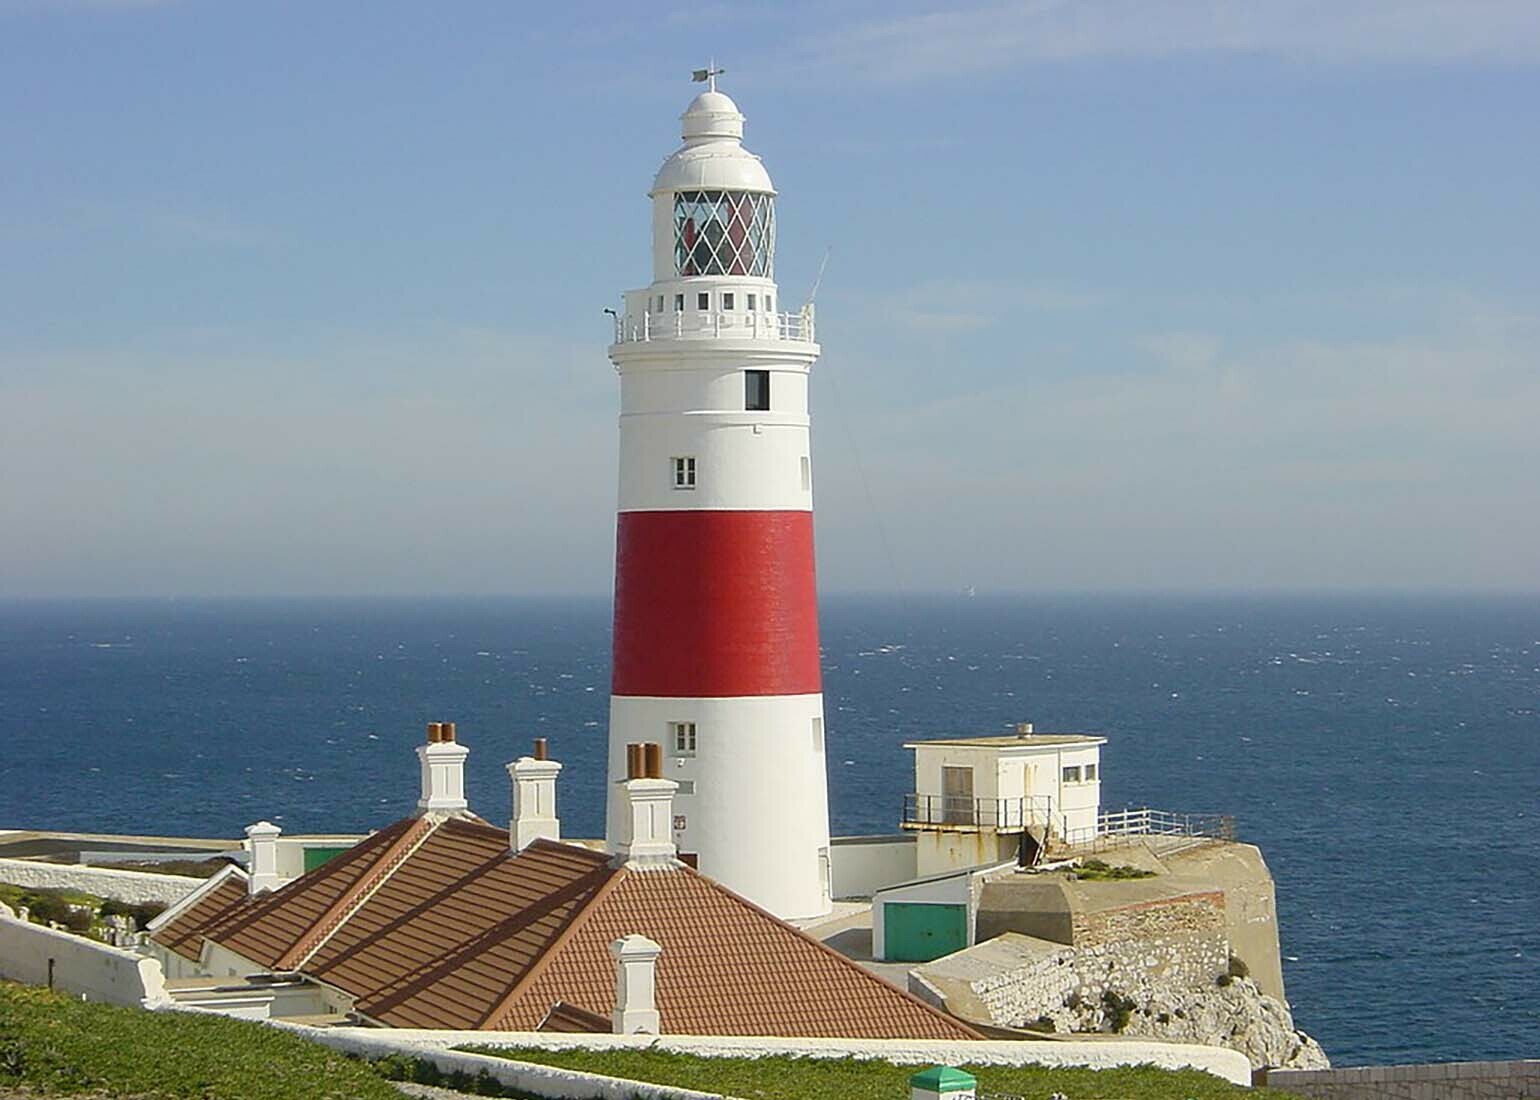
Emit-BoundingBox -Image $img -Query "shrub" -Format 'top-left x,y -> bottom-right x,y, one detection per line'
1102,990 -> 1138,1033
1227,954 -> 1250,980
99,900 -> 167,930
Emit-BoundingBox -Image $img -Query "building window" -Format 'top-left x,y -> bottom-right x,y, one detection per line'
747,293 -> 757,311
800,455 -> 811,491
674,293 -> 684,311
811,716 -> 823,751
655,295 -> 665,313
697,292 -> 710,311
766,295 -> 774,312
722,292 -> 735,310
1062,765 -> 1082,783
676,779 -> 695,795
672,457 -> 696,490
745,370 -> 770,411
1084,763 -> 1098,781
671,721 -> 697,755
673,190 -> 775,277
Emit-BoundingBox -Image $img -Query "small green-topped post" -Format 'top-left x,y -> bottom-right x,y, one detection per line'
909,1065 -> 977,1100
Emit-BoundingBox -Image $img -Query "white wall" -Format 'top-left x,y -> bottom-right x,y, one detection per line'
872,862 -> 1012,961
828,836 -> 915,900
279,1024 -> 1253,1088
0,857 -> 203,907
0,910 -> 170,1008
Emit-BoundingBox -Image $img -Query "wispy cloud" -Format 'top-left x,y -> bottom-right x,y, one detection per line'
856,278 -> 1105,333
801,0 -> 1540,84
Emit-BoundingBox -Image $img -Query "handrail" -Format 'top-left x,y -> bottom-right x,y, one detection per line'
901,793 -> 1056,831
613,306 -> 815,345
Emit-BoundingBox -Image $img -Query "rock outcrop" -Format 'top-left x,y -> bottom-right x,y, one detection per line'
1043,974 -> 1329,1071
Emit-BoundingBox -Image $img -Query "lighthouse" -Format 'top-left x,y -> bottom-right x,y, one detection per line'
604,75 -> 832,921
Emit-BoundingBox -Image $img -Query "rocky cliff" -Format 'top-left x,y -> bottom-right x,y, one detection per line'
1043,974 -> 1329,1071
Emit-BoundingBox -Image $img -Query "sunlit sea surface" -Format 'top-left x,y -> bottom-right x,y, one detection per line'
2,594 -> 1536,1065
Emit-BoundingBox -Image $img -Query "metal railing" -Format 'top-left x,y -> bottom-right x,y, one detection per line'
901,794 -> 1056,831
612,306 -> 815,345
1056,807 -> 1236,852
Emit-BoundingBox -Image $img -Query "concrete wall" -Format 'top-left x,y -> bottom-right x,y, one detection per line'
0,909 -> 170,1008
0,857 -> 203,907
1163,842 -> 1284,1000
916,830 -> 1018,879
828,835 -> 915,899
281,1023 -> 1253,1087
1259,1060 -> 1540,1098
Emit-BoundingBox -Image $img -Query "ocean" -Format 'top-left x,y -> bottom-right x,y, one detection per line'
1,593 -> 1535,1066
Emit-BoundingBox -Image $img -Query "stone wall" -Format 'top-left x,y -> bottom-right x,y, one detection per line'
971,932 -> 1229,1028
0,857 -> 203,907
1071,890 -> 1226,944
1260,1059 -> 1540,1098
0,909 -> 171,1009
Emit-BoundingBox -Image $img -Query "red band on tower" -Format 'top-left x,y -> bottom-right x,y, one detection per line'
612,510 -> 821,698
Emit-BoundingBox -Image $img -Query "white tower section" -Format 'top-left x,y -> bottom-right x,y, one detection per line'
604,85 -> 832,921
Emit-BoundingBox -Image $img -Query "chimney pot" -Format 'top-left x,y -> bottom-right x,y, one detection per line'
626,742 -> 644,780
427,721 -> 443,743
1017,722 -> 1034,737
509,746 -> 562,852
417,727 -> 470,814
643,742 -> 663,779
533,737 -> 548,761
442,721 -> 456,743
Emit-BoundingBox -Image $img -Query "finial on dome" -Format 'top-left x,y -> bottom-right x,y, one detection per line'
691,61 -> 726,93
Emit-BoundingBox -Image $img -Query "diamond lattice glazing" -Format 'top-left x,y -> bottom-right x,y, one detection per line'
674,191 -> 775,278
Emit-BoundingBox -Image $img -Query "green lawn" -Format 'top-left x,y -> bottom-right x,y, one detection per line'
0,982 -> 402,1099
465,1047 -> 1292,1100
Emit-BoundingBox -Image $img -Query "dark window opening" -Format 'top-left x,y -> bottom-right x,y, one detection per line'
745,370 -> 770,411
697,292 -> 710,310
722,292 -> 735,310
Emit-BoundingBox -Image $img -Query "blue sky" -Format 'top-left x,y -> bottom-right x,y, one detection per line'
3,0 -> 1538,596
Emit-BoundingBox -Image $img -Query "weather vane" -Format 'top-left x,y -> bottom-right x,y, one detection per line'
691,62 -> 725,92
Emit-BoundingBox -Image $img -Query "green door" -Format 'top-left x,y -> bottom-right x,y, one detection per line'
302,846 -> 351,873
884,902 -> 968,962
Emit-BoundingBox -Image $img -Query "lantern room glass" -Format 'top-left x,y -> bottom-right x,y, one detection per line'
674,190 -> 775,278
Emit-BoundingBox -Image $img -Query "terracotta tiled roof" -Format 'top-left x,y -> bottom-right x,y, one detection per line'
307,824 -> 614,1030
489,865 -> 979,1040
212,818 -> 418,969
537,1001 -> 611,1033
150,872 -> 249,963
178,816 -> 978,1040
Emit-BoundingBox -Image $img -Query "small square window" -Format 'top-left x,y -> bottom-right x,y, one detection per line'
1062,765 -> 1082,783
722,292 -> 735,310
811,717 -> 823,751
672,456 -> 696,489
676,779 -> 695,795
745,370 -> 770,411
655,295 -> 664,313
766,295 -> 774,312
747,293 -> 757,311
671,721 -> 697,755
1085,763 -> 1098,781
800,455 -> 811,491
697,292 -> 710,310
673,293 -> 684,311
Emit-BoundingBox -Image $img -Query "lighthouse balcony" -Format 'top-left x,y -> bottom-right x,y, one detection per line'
612,306 -> 815,346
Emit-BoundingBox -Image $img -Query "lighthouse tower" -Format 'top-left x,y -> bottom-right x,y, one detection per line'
604,77 -> 832,921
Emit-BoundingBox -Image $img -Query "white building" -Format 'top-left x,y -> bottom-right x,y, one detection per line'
603,76 -> 832,921
902,725 -> 1105,877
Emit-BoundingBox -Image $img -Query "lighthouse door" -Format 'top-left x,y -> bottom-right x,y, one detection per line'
942,766 -> 975,825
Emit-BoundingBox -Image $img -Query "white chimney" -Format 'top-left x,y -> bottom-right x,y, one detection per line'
244,820 -> 282,895
509,737 -> 562,852
615,742 -> 678,868
417,721 -> 469,814
610,934 -> 662,1035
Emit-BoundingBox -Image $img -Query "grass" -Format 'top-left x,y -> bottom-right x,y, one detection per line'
1071,858 -> 1157,882
464,1047 -> 1292,1100
0,982 -> 402,1099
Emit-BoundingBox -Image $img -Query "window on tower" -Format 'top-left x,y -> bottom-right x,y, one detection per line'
674,293 -> 684,311
722,292 -> 735,310
671,721 -> 697,755
697,292 -> 710,311
745,370 -> 770,411
672,456 -> 696,490
674,190 -> 775,278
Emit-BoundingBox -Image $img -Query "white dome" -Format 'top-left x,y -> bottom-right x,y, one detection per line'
650,88 -> 774,197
